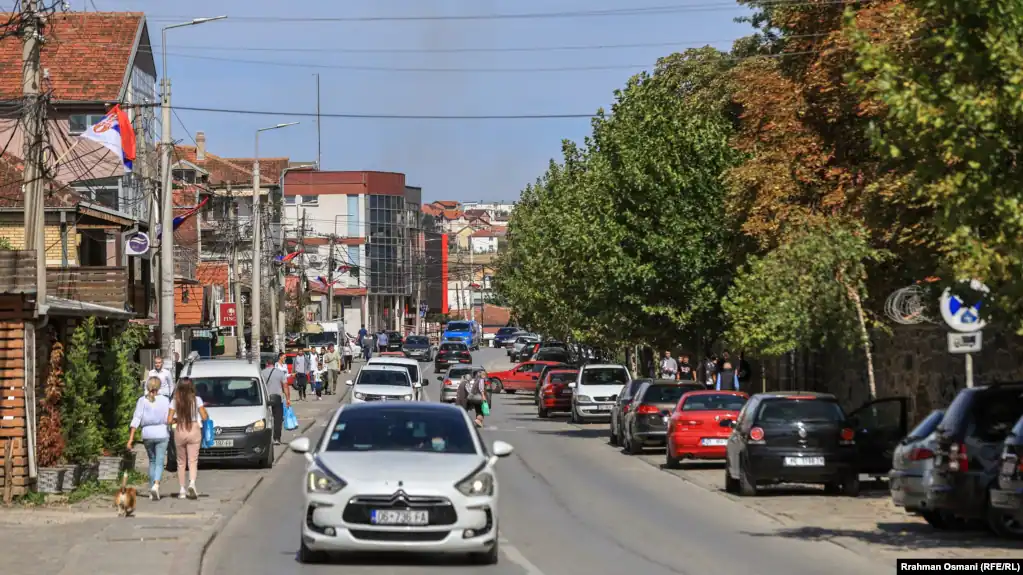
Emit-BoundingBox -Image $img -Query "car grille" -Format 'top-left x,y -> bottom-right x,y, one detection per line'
362,394 -> 405,402
215,425 -> 249,434
593,396 -> 612,402
343,493 -> 458,526
349,530 -> 449,542
200,447 -> 244,457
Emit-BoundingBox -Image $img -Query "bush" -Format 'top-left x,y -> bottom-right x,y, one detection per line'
61,318 -> 103,464
36,342 -> 64,467
100,324 -> 146,455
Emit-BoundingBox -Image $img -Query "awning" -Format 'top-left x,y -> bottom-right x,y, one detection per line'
44,296 -> 135,319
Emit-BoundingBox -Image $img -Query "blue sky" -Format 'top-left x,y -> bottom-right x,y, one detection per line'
96,0 -> 753,202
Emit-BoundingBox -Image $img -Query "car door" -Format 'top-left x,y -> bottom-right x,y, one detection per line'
846,397 -> 909,475
506,363 -> 536,388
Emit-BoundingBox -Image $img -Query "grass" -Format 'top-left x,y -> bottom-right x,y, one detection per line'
11,468 -> 149,506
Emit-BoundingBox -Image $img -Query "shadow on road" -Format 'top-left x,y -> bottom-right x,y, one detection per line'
742,520 -> 1014,550
291,550 -> 488,566
530,428 -> 609,439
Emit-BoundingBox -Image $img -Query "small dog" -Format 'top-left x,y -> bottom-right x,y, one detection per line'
115,471 -> 136,517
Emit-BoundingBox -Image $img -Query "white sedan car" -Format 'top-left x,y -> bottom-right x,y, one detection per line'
346,364 -> 416,403
289,401 -> 513,564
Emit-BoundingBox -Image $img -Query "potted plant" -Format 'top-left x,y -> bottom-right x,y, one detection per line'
60,318 -> 104,488
98,325 -> 145,481
35,342 -> 66,493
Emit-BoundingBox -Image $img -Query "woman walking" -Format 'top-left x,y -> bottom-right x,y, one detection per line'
456,372 -> 488,428
167,377 -> 209,500
342,337 -> 354,373
127,377 -> 170,501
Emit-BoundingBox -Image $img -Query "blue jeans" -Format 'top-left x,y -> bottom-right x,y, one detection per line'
143,437 -> 169,488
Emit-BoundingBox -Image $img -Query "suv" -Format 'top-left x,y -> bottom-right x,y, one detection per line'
568,364 -> 632,423
725,391 -> 907,497
989,412 -> 1023,537
384,331 -> 404,352
494,327 -> 523,348
928,382 -> 1023,530
345,365 -> 415,403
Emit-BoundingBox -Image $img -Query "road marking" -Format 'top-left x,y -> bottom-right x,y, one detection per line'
499,537 -> 546,575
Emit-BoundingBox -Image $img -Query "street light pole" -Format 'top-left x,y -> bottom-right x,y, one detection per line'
159,15 -> 226,363
253,122 -> 299,357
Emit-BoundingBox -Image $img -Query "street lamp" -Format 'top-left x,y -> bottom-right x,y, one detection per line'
158,15 -> 227,363
252,122 -> 300,356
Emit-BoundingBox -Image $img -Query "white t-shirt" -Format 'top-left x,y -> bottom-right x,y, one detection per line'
171,395 -> 205,429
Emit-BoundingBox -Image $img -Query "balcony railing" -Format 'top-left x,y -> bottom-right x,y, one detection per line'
46,266 -> 144,314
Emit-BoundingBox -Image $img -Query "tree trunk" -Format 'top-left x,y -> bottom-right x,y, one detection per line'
843,277 -> 877,400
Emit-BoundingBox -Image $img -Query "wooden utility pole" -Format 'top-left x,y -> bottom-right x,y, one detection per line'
326,234 -> 335,320
22,0 -> 46,314
299,209 -> 307,325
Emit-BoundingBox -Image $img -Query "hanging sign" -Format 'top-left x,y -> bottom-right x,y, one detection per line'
219,303 -> 237,327
939,279 -> 989,333
125,232 -> 150,257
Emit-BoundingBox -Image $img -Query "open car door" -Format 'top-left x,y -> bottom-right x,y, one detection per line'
847,397 -> 908,476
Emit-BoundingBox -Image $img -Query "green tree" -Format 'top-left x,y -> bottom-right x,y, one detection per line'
100,324 -> 146,455
847,0 -> 1023,329
61,317 -> 103,464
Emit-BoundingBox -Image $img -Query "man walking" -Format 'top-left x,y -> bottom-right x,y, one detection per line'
306,347 -> 320,400
715,361 -> 741,391
378,330 -> 389,353
677,354 -> 695,381
294,350 -> 307,401
362,331 -> 375,361
659,351 -> 679,380
145,356 -> 175,398
261,353 -> 290,445
323,344 -> 340,395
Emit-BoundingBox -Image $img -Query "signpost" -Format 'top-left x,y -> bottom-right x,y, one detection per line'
939,279 -> 989,387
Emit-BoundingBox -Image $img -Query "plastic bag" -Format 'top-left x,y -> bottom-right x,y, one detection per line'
201,419 -> 215,448
481,401 -> 490,416
283,405 -> 299,430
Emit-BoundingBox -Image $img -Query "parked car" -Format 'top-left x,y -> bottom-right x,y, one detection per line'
929,382 -> 1023,533
532,362 -> 574,404
434,341 -> 472,372
666,390 -> 748,468
620,381 -> 704,454
384,331 -> 404,352
493,327 -> 524,348
516,341 -> 542,363
437,364 -> 486,403
889,409 -> 952,527
401,335 -> 433,362
289,402 -> 513,564
724,391 -> 907,497
609,379 -> 653,446
537,369 -> 578,418
534,347 -> 571,364
989,412 -> 1023,538
509,335 -> 539,358
569,364 -> 632,424
487,361 -> 564,394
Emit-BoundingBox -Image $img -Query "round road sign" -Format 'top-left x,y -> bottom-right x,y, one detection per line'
939,279 -> 988,333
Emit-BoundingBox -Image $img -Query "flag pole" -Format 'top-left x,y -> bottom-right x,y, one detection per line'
51,140 -> 81,169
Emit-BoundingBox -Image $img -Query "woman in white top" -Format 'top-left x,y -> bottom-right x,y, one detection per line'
127,377 -> 171,500
167,377 -> 209,500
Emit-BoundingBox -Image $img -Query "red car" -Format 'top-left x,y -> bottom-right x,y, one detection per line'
488,361 -> 565,393
666,390 -> 749,468
537,369 -> 578,418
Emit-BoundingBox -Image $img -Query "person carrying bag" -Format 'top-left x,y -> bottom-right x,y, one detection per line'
456,373 -> 488,428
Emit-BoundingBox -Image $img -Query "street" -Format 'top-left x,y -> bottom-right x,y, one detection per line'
203,349 -> 893,575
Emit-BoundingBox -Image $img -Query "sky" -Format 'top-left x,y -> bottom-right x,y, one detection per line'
92,0 -> 754,203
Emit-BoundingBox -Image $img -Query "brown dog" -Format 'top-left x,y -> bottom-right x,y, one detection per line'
114,471 -> 136,517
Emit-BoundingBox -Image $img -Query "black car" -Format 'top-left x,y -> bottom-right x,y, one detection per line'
621,381 -> 704,454
434,341 -> 471,371
930,383 -> 1023,531
385,331 -> 404,352
516,341 -> 541,363
494,327 -> 523,348
534,347 -> 571,364
402,335 -> 433,361
724,391 -> 907,497
989,412 -> 1023,537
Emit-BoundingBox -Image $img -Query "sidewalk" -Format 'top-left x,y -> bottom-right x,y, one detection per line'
0,385 -> 348,575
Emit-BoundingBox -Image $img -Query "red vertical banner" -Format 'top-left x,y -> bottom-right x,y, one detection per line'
441,233 -> 449,314
219,303 -> 237,327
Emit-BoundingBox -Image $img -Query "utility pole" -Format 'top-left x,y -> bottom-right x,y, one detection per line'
414,258 -> 423,334
251,155 -> 261,358
315,73 -> 321,170
299,208 -> 307,326
326,234 -> 335,320
21,0 -> 45,315
231,212 -> 243,357
270,255 -> 279,352
469,246 -> 475,322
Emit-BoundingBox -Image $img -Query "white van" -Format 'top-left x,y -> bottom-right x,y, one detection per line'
569,364 -> 632,423
174,358 -> 274,469
366,356 -> 428,400
346,365 -> 415,403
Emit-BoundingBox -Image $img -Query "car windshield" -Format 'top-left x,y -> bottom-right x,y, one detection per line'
907,410 -> 944,440
446,322 -> 471,332
440,343 -> 468,352
641,385 -> 690,404
758,399 -> 845,423
681,394 -> 747,411
325,407 -> 477,454
375,363 -> 419,383
549,372 -> 578,384
386,332 -> 401,339
357,370 -> 411,387
497,327 -> 518,335
447,367 -> 475,379
582,367 -> 628,386
405,336 -> 429,345
193,377 -> 262,407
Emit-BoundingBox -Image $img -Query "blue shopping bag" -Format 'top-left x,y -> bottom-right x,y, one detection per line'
201,419 -> 215,449
283,405 -> 299,430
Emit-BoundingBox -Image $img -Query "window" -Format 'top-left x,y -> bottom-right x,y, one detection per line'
284,196 -> 296,205
356,369 -> 411,387
681,394 -> 748,412
581,367 -> 629,386
300,195 -> 318,205
68,113 -> 106,135
347,245 -> 360,270
756,399 -> 845,424
439,342 -> 468,352
325,406 -> 477,454
347,196 -> 359,236
172,169 -> 196,184
375,363 -> 420,384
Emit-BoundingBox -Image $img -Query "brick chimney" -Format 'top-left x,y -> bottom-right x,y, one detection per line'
196,131 -> 206,160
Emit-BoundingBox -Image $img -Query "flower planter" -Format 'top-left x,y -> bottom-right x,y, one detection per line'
59,464 -> 80,491
36,467 -> 65,494
78,463 -> 99,484
97,456 -> 122,482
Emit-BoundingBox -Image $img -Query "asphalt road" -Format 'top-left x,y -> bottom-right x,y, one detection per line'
203,348 -> 895,575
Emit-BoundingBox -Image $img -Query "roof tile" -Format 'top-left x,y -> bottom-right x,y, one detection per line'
176,145 -> 289,185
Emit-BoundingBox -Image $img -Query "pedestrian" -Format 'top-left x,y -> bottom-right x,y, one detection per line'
127,376 -> 171,501
358,324 -> 368,342
456,372 -> 488,428
173,351 -> 184,381
659,351 -> 678,380
307,348 -> 321,400
144,356 -> 175,398
717,350 -> 732,372
378,330 -> 390,352
261,353 -> 290,445
362,332 -> 375,361
736,351 -> 752,391
677,354 -> 695,381
294,350 -> 307,400
167,377 -> 209,500
341,338 -> 354,373
715,361 -> 740,391
323,344 -> 340,394
702,354 -> 718,389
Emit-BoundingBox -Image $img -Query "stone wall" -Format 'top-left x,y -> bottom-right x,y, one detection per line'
756,325 -> 1023,425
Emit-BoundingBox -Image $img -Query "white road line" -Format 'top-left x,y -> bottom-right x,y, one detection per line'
499,537 -> 547,575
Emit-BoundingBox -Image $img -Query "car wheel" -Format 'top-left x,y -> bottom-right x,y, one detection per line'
738,459 -> 758,497
609,423 -> 619,446
841,473 -> 860,497
538,405 -> 549,418
665,451 -> 681,469
570,408 -> 580,424
724,463 -> 740,494
298,541 -> 326,564
470,539 -> 499,565
627,433 -> 643,455
987,497 -> 1023,539
260,445 -> 274,469
490,378 -> 504,393
921,510 -> 950,529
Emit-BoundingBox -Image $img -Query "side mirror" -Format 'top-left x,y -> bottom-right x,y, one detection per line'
289,437 -> 311,453
491,440 -> 514,458
422,379 -> 429,386
568,382 -> 576,389
413,381 -> 422,388
345,380 -> 354,386
436,375 -> 444,381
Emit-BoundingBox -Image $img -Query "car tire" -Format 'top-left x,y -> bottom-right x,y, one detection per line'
841,474 -> 860,497
504,389 -> 516,394
987,497 -> 1023,539
570,408 -> 580,424
921,510 -> 951,529
260,445 -> 274,469
609,423 -> 619,446
490,378 -> 504,393
627,433 -> 643,455
738,459 -> 758,497
298,541 -> 326,564
470,539 -> 499,565
665,452 -> 681,469
724,464 -> 740,494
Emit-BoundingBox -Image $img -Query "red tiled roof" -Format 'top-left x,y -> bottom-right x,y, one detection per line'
463,209 -> 489,219
441,209 -> 463,220
0,12 -> 144,101
470,227 -> 506,238
0,152 -> 76,208
176,145 -> 289,186
421,204 -> 442,217
432,200 -> 459,209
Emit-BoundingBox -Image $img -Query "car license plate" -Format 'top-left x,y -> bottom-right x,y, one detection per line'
371,509 -> 429,525
212,439 -> 234,448
701,438 -> 728,446
594,405 -> 612,412
784,456 -> 825,467
1003,461 -> 1017,476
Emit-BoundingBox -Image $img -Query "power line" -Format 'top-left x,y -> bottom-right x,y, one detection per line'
162,105 -> 598,120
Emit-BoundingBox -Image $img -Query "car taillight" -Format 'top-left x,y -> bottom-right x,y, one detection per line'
636,404 -> 659,415
622,403 -> 631,414
908,448 -> 934,461
949,442 -> 968,472
542,384 -> 553,394
840,428 -> 855,442
443,379 -> 452,386
749,427 -> 765,441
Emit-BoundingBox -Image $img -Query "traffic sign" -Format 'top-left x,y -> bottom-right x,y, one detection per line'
940,279 -> 989,333
948,332 -> 982,354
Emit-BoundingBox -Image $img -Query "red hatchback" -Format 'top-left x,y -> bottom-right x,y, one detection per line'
666,390 -> 749,468
537,369 -> 578,418
488,361 -> 565,393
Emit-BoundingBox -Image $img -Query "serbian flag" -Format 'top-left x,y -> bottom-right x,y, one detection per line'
157,197 -> 209,239
276,250 -> 302,264
316,276 -> 340,286
79,105 -> 136,172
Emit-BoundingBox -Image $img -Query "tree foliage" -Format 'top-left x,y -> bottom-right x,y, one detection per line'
61,318 -> 103,464
100,324 -> 146,455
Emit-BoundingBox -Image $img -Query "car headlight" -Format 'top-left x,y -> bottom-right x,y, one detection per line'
246,419 -> 266,433
307,467 -> 346,494
456,470 -> 495,497
354,392 -> 366,400
576,395 -> 593,403
403,394 -> 413,401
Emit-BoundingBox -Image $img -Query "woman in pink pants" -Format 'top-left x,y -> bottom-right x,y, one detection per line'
167,377 -> 209,500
